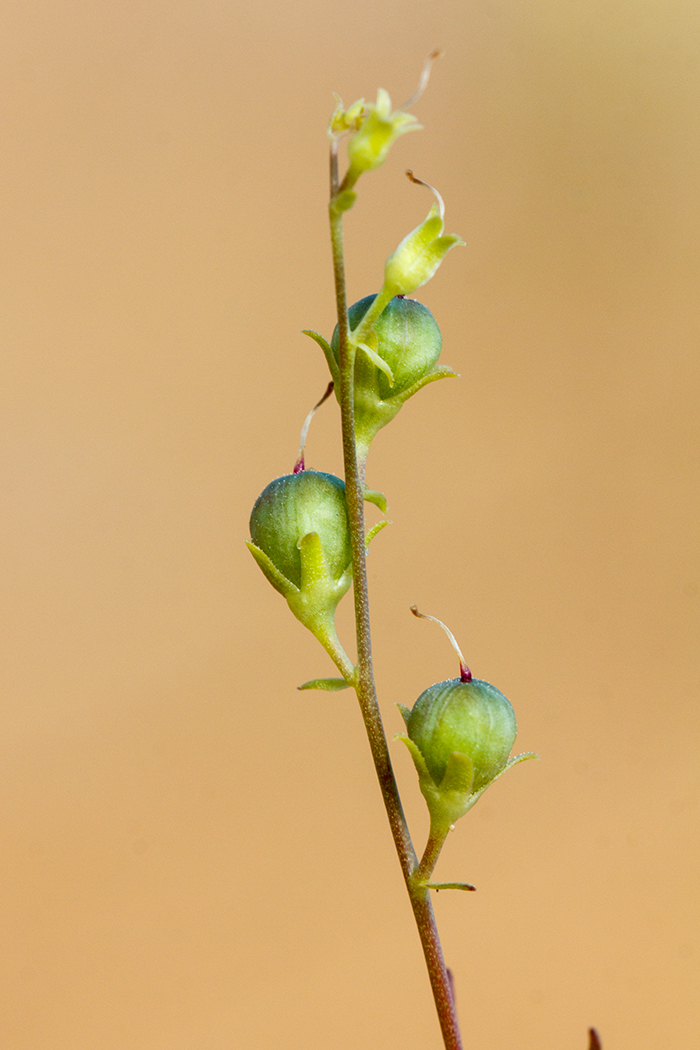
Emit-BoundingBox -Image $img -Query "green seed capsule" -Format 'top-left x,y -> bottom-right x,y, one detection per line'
406,678 -> 517,793
332,293 -> 442,400
249,471 -> 351,590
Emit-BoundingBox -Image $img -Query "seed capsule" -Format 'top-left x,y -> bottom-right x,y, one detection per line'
405,678 -> 517,794
398,607 -> 536,829
332,293 -> 442,400
249,471 -> 351,591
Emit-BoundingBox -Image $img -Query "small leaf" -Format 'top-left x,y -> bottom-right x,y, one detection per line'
298,677 -> 351,692
365,519 -> 390,550
425,881 -> 476,892
363,488 -> 388,514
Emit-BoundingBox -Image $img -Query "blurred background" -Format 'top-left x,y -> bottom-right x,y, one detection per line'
1,1 -> 698,1047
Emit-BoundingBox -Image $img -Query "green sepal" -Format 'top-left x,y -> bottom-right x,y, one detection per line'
284,531 -> 352,633
507,751 -> 539,767
246,541 -> 298,599
363,488 -> 387,514
297,531 -> 330,592
397,733 -> 431,779
327,94 -> 365,138
394,363 -> 460,407
440,751 -> 475,796
397,733 -> 474,829
298,677 -> 351,692
351,365 -> 459,461
365,519 -> 389,550
500,752 -> 539,778
302,329 -> 340,385
397,703 -> 412,729
357,341 -> 395,386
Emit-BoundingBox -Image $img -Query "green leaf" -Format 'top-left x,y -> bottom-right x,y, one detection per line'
363,487 -> 388,514
298,677 -> 351,692
365,519 -> 390,550
425,881 -> 476,892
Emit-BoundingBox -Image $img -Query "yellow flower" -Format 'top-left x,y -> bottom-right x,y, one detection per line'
345,89 -> 420,186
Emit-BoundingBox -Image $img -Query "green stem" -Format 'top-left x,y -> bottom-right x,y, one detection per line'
412,823 -> 451,888
314,616 -> 356,684
329,164 -> 463,1050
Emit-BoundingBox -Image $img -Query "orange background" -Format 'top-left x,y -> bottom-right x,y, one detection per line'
1,2 -> 698,1047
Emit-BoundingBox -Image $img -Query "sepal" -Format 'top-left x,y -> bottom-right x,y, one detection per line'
302,329 -> 340,385
393,363 -> 460,407
245,541 -> 298,599
397,703 -> 412,728
357,340 -> 395,386
440,751 -> 475,795
328,94 -> 365,138
397,734 -> 477,829
285,532 -> 352,639
298,531 -> 332,591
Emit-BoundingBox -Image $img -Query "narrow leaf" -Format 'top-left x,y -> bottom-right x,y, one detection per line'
298,678 -> 351,692
365,519 -> 390,550
425,881 -> 476,892
363,487 -> 388,514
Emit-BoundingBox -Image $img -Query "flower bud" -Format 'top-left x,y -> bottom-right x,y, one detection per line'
384,203 -> 464,298
405,678 -> 517,794
249,470 -> 351,591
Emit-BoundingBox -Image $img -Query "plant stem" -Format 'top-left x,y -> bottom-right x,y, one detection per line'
413,824 -> 451,887
329,166 -> 464,1050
